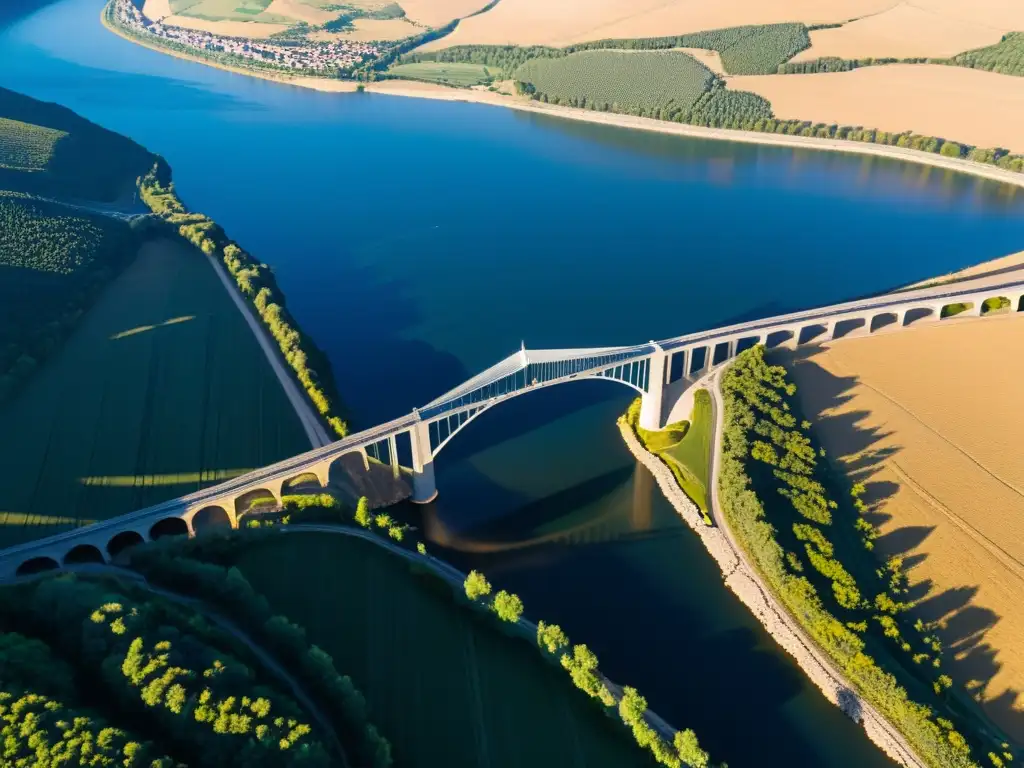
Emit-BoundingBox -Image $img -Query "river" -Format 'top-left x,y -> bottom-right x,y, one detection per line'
3,2 -> 1023,765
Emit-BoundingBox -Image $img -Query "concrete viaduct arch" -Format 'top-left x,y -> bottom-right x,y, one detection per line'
1,273 -> 1022,580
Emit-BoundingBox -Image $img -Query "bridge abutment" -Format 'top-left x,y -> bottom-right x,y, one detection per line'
638,347 -> 667,431
409,421 -> 439,504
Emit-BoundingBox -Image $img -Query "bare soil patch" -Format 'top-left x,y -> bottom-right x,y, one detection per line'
731,65 -> 1024,153
788,313 -> 1024,741
793,3 -> 1007,62
678,47 -> 726,75
907,250 -> 1024,289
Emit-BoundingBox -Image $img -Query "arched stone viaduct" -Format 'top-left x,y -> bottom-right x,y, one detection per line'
3,273 -> 1023,579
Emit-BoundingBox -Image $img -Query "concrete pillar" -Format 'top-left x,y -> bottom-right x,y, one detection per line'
896,309 -> 907,327
726,340 -> 737,360
639,348 -> 667,431
409,421 -> 438,504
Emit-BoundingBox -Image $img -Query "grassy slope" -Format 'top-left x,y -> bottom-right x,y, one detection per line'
0,86 -> 154,203
0,238 -> 309,546
659,392 -> 713,512
236,532 -> 653,768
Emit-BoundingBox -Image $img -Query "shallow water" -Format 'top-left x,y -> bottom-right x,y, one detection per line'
2,2 -> 1023,764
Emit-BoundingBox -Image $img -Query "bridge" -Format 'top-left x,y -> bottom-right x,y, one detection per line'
2,272 -> 1022,578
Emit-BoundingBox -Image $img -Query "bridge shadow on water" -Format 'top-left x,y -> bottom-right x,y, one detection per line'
783,347 -> 1024,746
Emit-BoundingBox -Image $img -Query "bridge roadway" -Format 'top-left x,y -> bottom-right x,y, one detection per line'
3,271 -> 1023,578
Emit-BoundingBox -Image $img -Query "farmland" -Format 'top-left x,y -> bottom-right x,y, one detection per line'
951,31 -> 1024,77
0,237 -> 310,547
513,49 -> 772,124
0,193 -> 137,403
515,50 -> 713,115
388,60 -> 499,85
0,85 -> 154,202
0,117 -> 65,171
235,532 -> 655,768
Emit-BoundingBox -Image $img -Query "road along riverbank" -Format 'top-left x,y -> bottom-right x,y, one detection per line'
618,372 -> 926,768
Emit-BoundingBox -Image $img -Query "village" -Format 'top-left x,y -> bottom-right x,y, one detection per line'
113,0 -> 383,74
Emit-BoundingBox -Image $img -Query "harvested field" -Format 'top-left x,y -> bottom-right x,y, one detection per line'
160,14 -> 289,37
0,238 -> 309,547
788,312 -> 1024,741
418,0 -> 894,49
398,0 -> 488,28
236,532 -> 652,768
141,0 -> 172,21
678,48 -> 725,75
310,17 -> 420,42
264,0 -> 335,25
793,4 -> 1007,62
731,65 -> 1024,153
907,250 -> 1024,289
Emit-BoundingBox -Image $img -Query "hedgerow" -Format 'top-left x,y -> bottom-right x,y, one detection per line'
718,346 -> 995,768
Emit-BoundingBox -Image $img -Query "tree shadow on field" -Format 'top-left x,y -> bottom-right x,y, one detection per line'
777,347 -> 1024,746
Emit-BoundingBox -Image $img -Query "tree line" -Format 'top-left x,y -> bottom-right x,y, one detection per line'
718,346 -> 1009,768
252,493 -> 715,768
138,161 -> 349,438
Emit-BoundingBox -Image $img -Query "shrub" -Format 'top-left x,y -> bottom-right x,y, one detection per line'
354,497 -> 371,528
463,570 -> 492,601
491,590 -> 523,622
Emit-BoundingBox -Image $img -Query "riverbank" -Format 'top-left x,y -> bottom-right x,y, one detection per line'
102,7 -> 1024,191
618,380 -> 926,768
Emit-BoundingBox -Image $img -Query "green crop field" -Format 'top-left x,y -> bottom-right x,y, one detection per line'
516,50 -> 714,115
0,117 -> 66,171
0,86 -> 154,202
389,61 -> 499,86
0,237 -> 310,547
236,532 -> 653,768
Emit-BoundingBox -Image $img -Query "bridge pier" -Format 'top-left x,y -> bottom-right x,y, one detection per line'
638,346 -> 667,431
409,421 -> 438,504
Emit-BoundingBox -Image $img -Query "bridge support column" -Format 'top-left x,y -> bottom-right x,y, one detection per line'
409,421 -> 438,504
639,348 -> 667,431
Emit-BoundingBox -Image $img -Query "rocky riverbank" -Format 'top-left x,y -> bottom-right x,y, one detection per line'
617,406 -> 926,768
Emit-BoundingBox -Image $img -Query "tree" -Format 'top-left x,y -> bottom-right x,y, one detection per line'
463,571 -> 491,601
492,590 -> 523,623
536,621 -> 569,655
674,729 -> 709,768
354,497 -> 371,528
416,542 -> 427,555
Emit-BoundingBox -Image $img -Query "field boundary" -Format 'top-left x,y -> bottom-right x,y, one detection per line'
102,9 -> 1024,191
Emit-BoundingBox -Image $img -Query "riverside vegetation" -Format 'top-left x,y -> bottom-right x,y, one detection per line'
138,161 -> 348,437
717,346 -> 1016,768
398,25 -> 1024,175
217,494 -> 714,767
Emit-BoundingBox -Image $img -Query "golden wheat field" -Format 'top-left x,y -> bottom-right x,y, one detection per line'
792,3 -> 1007,62
788,311 -> 1024,741
731,65 -> 1024,153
